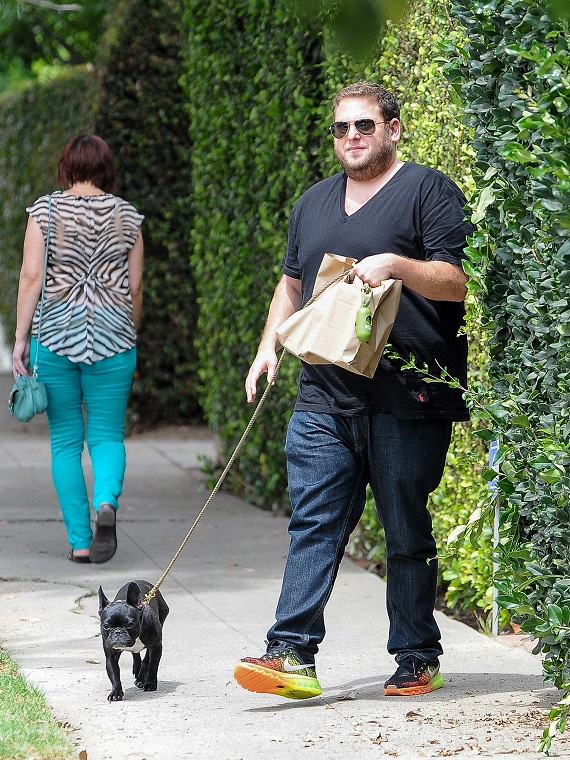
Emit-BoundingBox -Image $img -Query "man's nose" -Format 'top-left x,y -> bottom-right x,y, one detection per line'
347,123 -> 362,139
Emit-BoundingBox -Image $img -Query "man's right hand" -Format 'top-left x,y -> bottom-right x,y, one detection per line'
245,349 -> 278,403
245,274 -> 301,402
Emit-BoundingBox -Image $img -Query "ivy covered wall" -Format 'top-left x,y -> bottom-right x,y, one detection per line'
180,0 -> 493,621
447,0 -> 570,748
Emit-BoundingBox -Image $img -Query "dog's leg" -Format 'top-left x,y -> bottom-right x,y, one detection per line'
105,649 -> 124,701
141,643 -> 162,691
135,650 -> 149,689
132,652 -> 142,681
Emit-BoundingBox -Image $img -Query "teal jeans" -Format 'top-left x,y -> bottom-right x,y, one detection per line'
33,339 -> 136,550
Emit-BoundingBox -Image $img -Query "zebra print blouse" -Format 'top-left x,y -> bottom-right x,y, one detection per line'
27,192 -> 144,364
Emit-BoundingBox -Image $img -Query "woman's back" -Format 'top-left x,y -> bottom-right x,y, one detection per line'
27,191 -> 144,364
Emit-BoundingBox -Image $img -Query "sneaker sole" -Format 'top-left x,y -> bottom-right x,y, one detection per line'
233,661 -> 322,700
384,671 -> 444,696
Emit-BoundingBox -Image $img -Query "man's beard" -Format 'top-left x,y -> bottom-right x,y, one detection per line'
336,143 -> 394,182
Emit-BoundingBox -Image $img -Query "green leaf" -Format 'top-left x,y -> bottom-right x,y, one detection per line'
472,185 -> 496,224
473,427 -> 498,441
540,468 -> 563,484
495,594 -> 524,611
548,605 -> 564,625
499,141 -> 536,164
447,524 -> 467,544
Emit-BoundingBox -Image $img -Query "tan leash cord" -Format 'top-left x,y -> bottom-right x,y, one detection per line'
143,349 -> 287,603
144,270 -> 350,604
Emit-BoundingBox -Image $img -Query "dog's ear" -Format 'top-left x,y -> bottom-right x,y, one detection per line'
98,586 -> 110,616
126,581 -> 143,609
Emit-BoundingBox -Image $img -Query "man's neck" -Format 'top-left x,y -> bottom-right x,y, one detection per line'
345,158 -> 404,216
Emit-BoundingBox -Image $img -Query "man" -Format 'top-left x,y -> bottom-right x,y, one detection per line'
234,81 -> 473,700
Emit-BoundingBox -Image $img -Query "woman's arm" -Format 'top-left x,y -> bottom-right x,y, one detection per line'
127,230 -> 144,330
12,217 -> 46,377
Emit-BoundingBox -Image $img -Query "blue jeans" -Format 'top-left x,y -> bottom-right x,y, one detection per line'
33,339 -> 136,550
267,410 -> 452,663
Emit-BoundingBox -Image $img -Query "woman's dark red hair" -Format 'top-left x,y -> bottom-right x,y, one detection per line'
57,134 -> 117,193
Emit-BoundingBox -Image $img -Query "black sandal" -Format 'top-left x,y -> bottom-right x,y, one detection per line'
68,549 -> 91,564
89,502 -> 117,564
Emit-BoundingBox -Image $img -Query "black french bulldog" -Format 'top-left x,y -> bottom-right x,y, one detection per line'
98,579 -> 169,701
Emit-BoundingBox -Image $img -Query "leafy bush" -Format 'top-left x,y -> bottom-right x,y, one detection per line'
0,0 -> 496,632
446,0 -> 570,749
181,0 -> 327,505
0,0 -> 110,89
0,0 -> 200,426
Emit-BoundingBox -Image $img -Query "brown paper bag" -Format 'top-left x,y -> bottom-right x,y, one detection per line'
276,253 -> 402,378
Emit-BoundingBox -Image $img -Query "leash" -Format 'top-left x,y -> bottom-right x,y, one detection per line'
143,269 -> 351,604
143,349 -> 287,603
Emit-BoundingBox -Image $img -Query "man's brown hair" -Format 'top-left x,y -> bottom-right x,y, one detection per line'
332,82 -> 400,122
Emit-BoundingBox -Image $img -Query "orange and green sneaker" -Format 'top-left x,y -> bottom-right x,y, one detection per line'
234,647 -> 322,700
384,656 -> 443,696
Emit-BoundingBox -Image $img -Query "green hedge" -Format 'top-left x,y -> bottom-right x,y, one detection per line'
94,0 -> 200,424
181,0 -> 327,505
447,0 -> 570,749
0,68 -> 97,338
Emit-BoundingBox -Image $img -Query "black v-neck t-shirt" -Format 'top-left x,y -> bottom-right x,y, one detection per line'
282,162 -> 473,420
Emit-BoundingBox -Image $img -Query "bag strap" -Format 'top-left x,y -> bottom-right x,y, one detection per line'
32,194 -> 52,377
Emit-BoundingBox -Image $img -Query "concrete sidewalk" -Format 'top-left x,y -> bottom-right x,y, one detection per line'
0,371 -> 566,759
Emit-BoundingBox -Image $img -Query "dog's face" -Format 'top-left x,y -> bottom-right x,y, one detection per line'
99,585 -> 144,651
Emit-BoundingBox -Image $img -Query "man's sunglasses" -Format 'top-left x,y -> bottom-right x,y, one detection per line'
329,119 -> 388,139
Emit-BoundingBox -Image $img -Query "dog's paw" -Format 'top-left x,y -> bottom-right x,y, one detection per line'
107,689 -> 124,701
135,677 -> 157,691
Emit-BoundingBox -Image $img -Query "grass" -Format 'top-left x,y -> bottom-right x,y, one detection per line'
0,648 -> 75,760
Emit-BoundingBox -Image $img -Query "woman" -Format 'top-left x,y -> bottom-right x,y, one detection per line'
12,134 -> 144,564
